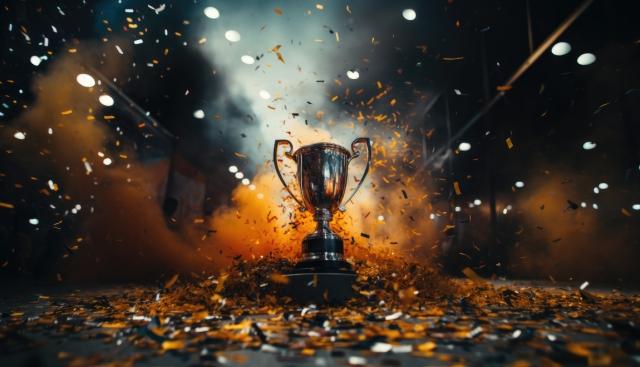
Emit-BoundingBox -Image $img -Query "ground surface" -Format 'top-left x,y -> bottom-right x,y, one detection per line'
1,265 -> 639,367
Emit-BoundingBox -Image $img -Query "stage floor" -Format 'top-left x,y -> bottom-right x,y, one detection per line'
1,280 -> 639,366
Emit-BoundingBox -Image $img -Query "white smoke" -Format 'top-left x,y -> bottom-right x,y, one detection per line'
198,2 -> 370,164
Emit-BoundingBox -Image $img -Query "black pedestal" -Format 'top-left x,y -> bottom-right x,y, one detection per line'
284,259 -> 356,304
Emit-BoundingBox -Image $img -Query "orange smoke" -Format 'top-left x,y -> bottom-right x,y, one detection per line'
205,131 -> 442,268
508,176 -> 639,283
4,42 -> 443,282
2,46 -> 216,281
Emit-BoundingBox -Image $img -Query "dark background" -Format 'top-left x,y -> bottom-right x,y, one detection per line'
1,0 -> 639,284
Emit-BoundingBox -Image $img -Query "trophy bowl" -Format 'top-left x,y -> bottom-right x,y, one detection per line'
274,138 -> 371,303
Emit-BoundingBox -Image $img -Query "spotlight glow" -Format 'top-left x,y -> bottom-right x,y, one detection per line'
98,94 -> 115,106
224,30 -> 241,42
241,55 -> 255,65
203,6 -> 220,19
402,9 -> 417,21
228,165 -> 238,173
458,142 -> 471,151
577,53 -> 596,66
551,42 -> 571,56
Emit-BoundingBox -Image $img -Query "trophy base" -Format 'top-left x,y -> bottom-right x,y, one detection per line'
284,268 -> 356,305
286,226 -> 357,303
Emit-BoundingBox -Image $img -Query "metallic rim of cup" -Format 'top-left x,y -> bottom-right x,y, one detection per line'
293,142 -> 351,158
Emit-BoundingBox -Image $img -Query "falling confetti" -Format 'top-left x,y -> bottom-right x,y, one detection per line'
75,73 -> 95,87
29,55 -> 42,66
98,94 -> 114,106
346,70 -> 360,79
551,41 -> 572,56
402,9 -> 417,21
259,90 -> 271,100
241,55 -> 255,65
458,142 -> 471,151
203,6 -> 220,19
224,30 -> 241,42
505,137 -> 514,149
577,53 -> 596,65
193,109 -> 205,119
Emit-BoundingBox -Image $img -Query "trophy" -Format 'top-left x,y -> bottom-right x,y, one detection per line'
274,138 -> 371,302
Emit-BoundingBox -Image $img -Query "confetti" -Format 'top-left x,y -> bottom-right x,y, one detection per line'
453,181 -> 462,195
164,274 -> 179,289
505,137 -> 514,149
271,45 -> 285,63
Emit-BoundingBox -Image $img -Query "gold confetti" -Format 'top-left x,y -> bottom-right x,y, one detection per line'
164,274 -> 179,289
161,340 -> 185,350
0,202 -> 15,209
416,341 -> 437,352
462,267 -> 485,282
506,137 -> 514,149
101,322 -> 128,329
453,181 -> 462,195
270,273 -> 290,284
272,44 -> 285,63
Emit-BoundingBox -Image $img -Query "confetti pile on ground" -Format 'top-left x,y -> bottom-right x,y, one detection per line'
1,257 -> 639,366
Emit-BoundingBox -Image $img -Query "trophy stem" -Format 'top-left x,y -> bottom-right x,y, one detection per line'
313,208 -> 334,237
298,209 -> 340,261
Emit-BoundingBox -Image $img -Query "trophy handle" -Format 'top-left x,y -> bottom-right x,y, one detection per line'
339,137 -> 372,211
273,139 -> 306,211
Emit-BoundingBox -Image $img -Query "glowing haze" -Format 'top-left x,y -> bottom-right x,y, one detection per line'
196,2 -> 440,265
